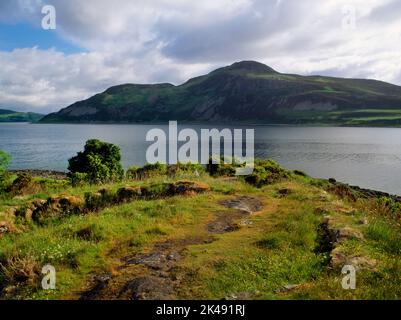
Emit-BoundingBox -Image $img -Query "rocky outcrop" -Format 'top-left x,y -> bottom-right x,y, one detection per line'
17,196 -> 85,223
316,217 -> 376,272
12,181 -> 211,224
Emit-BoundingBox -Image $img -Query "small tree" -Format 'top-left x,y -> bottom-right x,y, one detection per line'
0,150 -> 11,191
68,139 -> 124,184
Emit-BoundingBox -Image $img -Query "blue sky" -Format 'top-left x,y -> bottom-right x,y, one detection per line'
0,0 -> 400,113
0,22 -> 82,54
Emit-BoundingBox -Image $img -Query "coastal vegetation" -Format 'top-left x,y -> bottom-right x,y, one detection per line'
0,141 -> 400,300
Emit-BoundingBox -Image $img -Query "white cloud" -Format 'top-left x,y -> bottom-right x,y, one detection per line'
0,0 -> 400,112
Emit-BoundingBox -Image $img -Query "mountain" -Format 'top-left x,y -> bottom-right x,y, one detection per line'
40,61 -> 401,126
0,109 -> 44,123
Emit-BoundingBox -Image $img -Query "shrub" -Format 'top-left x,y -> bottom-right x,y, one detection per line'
68,139 -> 124,184
7,172 -> 39,196
0,150 -> 11,192
0,252 -> 40,287
69,172 -> 88,187
206,157 -> 237,177
376,197 -> 401,220
168,162 -> 205,176
245,159 -> 290,187
126,162 -> 167,180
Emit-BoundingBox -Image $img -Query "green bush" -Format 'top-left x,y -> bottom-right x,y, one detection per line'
206,157 -> 237,177
0,150 -> 11,192
69,172 -> 88,187
245,159 -> 290,187
126,162 -> 167,180
168,162 -> 205,176
68,139 -> 124,184
7,172 -> 37,196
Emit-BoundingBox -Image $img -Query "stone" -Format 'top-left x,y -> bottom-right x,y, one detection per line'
168,180 -> 210,196
275,284 -> 300,293
278,188 -> 292,197
336,227 -> 364,243
330,248 -> 377,271
117,186 -> 142,202
0,221 -> 10,234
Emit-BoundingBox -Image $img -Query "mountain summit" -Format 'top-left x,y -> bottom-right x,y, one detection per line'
41,61 -> 401,126
215,60 -> 278,74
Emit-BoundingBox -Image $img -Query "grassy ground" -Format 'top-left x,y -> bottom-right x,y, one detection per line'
0,168 -> 400,300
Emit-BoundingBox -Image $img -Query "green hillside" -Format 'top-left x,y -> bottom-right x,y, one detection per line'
0,109 -> 44,123
40,61 -> 401,126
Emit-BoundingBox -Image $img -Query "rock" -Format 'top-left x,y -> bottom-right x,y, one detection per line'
330,248 -> 348,269
314,207 -> 330,215
1,285 -> 18,297
168,180 -> 210,196
80,272 -> 112,300
31,196 -> 84,223
357,218 -> 368,225
117,186 -> 142,202
120,276 -> 173,300
336,227 -> 364,243
329,178 -> 337,184
348,256 -> 377,271
275,284 -> 300,293
7,172 -> 39,196
0,221 -> 13,235
338,208 -> 357,215
224,290 -> 260,300
278,188 -> 292,197
220,196 -> 262,213
330,248 -> 377,271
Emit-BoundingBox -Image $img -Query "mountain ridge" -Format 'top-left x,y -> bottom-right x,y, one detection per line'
40,61 -> 401,126
0,108 -> 44,123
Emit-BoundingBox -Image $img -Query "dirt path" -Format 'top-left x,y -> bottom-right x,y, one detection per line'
79,196 -> 263,300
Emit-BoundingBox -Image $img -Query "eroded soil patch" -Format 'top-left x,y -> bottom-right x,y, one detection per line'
80,196 -> 263,300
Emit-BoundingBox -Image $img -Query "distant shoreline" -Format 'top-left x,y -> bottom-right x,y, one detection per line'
3,121 -> 401,129
8,169 -> 67,180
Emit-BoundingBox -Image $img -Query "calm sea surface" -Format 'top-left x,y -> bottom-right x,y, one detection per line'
1,123 -> 401,195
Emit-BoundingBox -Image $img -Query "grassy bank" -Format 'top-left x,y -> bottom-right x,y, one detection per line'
0,162 -> 400,300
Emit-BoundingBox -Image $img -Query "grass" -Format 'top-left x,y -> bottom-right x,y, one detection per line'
0,164 -> 401,300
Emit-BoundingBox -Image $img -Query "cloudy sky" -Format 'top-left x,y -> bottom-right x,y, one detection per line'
1,0 -> 401,113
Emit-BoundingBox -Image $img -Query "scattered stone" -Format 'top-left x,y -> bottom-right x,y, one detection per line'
80,272 -> 112,300
168,180 -> 210,196
208,197 -> 262,234
224,290 -> 260,300
119,276 -> 173,300
220,196 -> 262,213
275,284 -> 300,293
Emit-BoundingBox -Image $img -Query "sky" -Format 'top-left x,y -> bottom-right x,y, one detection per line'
0,0 -> 401,113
